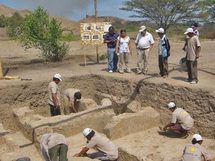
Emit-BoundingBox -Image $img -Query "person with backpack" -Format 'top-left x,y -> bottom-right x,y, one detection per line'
155,28 -> 170,78
115,29 -> 132,74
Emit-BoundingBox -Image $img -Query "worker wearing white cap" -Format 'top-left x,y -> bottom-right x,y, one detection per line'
135,25 -> 154,74
74,128 -> 118,161
155,28 -> 170,78
163,102 -> 194,136
182,134 -> 211,161
184,27 -> 201,84
48,73 -> 62,116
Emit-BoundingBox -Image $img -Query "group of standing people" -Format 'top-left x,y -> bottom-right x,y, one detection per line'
104,23 -> 201,84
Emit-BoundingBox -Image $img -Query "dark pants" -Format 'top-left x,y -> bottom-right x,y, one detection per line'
49,144 -> 68,161
186,60 -> 198,81
49,104 -> 61,116
159,56 -> 168,76
113,53 -> 118,72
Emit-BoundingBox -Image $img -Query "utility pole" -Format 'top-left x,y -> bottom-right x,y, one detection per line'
94,0 -> 99,63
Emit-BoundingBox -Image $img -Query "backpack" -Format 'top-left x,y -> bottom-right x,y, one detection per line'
163,37 -> 171,57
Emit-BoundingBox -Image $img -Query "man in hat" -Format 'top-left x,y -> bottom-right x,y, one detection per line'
40,133 -> 68,161
184,28 -> 201,84
63,88 -> 82,114
182,134 -> 211,161
104,26 -> 119,73
163,102 -> 194,136
135,25 -> 154,74
155,28 -> 171,78
48,73 -> 62,116
74,128 -> 118,161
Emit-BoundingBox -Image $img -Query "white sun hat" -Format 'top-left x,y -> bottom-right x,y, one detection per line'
184,28 -> 194,34
192,134 -> 203,141
156,28 -> 165,33
139,25 -> 146,32
53,73 -> 62,81
167,102 -> 176,109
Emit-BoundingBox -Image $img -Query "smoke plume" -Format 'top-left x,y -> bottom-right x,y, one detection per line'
9,0 -> 90,17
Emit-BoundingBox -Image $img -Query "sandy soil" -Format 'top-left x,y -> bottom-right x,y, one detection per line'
0,39 -> 215,160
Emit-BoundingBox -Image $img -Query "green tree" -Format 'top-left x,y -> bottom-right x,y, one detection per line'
200,0 -> 215,22
121,0 -> 201,30
0,15 -> 7,27
20,7 -> 68,62
7,12 -> 24,37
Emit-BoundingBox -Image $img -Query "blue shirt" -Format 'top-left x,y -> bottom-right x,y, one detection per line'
103,32 -> 119,49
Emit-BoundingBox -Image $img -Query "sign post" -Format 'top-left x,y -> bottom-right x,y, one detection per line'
94,0 -> 99,63
0,59 -> 3,78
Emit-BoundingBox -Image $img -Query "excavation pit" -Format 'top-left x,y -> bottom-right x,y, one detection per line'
0,74 -> 215,161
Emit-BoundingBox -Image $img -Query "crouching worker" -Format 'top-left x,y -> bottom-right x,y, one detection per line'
63,88 -> 82,114
163,102 -> 194,137
40,133 -> 68,161
182,134 -> 211,161
74,128 -> 118,161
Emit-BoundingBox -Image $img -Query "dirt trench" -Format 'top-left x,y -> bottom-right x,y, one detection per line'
0,74 -> 215,139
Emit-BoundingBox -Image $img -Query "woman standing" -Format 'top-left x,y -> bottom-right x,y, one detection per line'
116,29 -> 132,74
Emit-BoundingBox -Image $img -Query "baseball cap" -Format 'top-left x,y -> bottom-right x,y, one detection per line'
184,28 -> 194,35
139,25 -> 146,32
167,102 -> 176,109
156,28 -> 165,33
53,73 -> 62,81
192,134 -> 203,141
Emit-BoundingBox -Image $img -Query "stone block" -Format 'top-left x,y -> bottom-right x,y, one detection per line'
104,107 -> 160,139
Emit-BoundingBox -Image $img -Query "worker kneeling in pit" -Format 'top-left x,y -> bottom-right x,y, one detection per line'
163,102 -> 194,137
182,134 -> 211,161
74,128 -> 119,161
63,88 -> 82,114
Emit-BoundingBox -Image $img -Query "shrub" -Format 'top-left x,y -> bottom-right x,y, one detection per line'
20,7 -> 68,62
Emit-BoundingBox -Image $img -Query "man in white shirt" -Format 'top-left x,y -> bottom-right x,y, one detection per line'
135,26 -> 154,74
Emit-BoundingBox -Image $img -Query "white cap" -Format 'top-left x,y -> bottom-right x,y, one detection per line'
156,28 -> 165,33
184,28 -> 194,34
139,25 -> 146,32
53,73 -> 62,81
168,102 -> 176,108
82,128 -> 92,137
192,134 -> 203,141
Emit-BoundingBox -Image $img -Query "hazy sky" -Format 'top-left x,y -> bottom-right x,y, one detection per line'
0,0 -> 133,20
